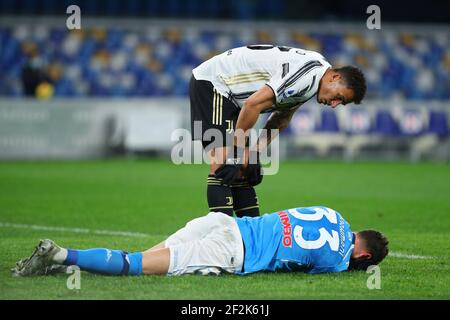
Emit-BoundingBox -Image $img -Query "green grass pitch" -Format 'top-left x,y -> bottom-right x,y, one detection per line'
0,160 -> 449,299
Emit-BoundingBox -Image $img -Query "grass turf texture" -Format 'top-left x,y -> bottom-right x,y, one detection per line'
0,160 -> 449,299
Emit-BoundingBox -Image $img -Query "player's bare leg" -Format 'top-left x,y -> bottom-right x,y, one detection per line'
144,241 -> 166,252
141,247 -> 170,275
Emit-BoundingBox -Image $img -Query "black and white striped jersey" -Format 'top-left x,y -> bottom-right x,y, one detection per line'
192,45 -> 331,113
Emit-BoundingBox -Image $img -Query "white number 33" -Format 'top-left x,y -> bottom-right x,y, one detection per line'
288,207 -> 340,251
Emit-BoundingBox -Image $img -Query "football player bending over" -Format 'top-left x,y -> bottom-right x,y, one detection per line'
189,45 -> 366,218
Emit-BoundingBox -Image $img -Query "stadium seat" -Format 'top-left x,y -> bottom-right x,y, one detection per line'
290,109 -> 345,158
341,108 -> 381,161
410,110 -> 449,161
398,108 -> 427,137
369,109 -> 411,159
320,110 -> 340,132
374,110 -> 400,136
428,111 -> 449,138
395,107 -> 430,162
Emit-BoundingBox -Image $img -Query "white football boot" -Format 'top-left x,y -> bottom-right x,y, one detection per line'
11,239 -> 67,277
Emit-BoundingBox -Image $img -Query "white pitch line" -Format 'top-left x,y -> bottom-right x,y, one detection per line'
389,252 -> 434,260
0,221 -> 153,238
0,222 -> 437,260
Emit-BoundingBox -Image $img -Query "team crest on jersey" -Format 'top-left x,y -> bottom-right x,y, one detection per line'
277,211 -> 292,247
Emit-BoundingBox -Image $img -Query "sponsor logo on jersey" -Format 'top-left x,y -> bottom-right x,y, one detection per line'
277,211 -> 292,247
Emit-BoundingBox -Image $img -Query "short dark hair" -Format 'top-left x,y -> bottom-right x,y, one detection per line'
334,66 -> 367,104
348,230 -> 389,271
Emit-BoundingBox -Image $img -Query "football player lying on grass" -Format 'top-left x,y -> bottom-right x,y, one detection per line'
12,206 -> 388,277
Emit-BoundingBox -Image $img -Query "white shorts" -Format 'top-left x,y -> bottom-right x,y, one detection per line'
165,212 -> 244,276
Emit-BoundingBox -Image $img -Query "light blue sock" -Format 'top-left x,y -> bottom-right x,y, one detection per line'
64,248 -> 143,276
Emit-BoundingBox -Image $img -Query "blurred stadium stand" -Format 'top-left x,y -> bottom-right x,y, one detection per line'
0,12 -> 448,161
1,18 -> 449,99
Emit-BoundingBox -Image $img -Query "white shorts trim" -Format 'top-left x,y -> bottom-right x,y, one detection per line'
165,212 -> 244,276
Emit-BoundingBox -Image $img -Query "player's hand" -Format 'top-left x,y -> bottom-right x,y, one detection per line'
215,147 -> 246,185
245,150 -> 263,186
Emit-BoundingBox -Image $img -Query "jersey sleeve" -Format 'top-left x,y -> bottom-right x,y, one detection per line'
266,60 -> 324,105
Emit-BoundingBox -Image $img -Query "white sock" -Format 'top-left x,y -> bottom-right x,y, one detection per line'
53,248 -> 68,264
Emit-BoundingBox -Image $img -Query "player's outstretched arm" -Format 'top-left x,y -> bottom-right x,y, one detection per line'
256,107 -> 298,152
234,85 -> 275,149
216,85 -> 274,185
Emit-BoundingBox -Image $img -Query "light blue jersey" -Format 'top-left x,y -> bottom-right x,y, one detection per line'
235,206 -> 354,275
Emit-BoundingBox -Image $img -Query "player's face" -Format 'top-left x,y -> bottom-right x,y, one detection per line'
317,76 -> 354,109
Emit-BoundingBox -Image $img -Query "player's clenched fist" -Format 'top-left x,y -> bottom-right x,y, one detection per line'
215,146 -> 245,185
215,147 -> 263,186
